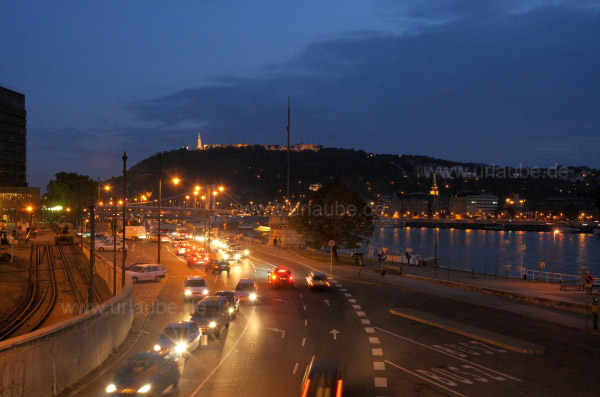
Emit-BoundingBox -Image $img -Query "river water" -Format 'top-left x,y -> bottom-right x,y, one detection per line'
367,227 -> 600,276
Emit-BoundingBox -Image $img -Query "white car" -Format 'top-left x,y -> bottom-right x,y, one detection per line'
95,238 -> 127,252
183,276 -> 209,301
126,264 -> 166,283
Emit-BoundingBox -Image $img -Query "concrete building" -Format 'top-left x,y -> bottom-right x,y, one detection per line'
0,86 -> 27,187
450,193 -> 499,218
0,86 -> 39,223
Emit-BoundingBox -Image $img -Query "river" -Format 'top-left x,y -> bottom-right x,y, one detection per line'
367,227 -> 600,276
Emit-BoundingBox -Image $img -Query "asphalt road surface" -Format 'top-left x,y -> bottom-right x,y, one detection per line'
70,241 -> 600,396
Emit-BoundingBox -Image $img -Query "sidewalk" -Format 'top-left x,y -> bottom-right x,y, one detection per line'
248,243 -> 598,333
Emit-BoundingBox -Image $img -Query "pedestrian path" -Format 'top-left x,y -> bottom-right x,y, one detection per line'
248,243 -> 597,333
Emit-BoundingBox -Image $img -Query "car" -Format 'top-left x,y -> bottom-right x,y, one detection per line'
239,247 -> 250,258
149,231 -> 170,242
176,244 -> 190,256
268,267 -> 294,288
95,238 -> 127,252
153,321 -> 201,357
235,278 -> 258,303
227,249 -> 242,262
306,271 -> 331,290
105,351 -> 180,395
186,254 -> 208,268
183,276 -> 209,301
125,261 -> 153,271
126,264 -> 166,283
300,356 -> 344,397
211,260 -> 230,274
214,290 -> 240,319
189,296 -> 230,338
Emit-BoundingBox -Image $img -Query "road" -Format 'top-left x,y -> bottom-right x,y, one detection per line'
69,240 -> 600,396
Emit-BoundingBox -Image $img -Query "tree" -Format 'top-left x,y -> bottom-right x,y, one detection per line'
46,172 -> 97,225
289,178 -> 374,260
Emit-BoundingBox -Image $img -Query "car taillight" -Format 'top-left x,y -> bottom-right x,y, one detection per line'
326,282 -> 330,286
336,379 -> 343,397
301,379 -> 311,397
289,275 -> 293,281
271,275 -> 276,280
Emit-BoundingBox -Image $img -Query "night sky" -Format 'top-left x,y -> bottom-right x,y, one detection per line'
1,1 -> 599,190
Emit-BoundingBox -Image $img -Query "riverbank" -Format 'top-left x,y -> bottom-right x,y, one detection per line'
401,219 -> 599,233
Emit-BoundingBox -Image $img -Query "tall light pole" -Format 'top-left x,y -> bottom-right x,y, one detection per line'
552,229 -> 559,282
158,153 -> 162,265
286,97 -> 290,208
121,152 -> 127,288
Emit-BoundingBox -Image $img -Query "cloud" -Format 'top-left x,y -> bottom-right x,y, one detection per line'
128,2 -> 600,168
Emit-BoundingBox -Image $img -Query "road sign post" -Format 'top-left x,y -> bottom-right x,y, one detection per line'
328,240 -> 335,274
592,297 -> 598,330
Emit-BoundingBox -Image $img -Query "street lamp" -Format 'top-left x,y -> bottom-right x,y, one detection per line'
26,206 -> 34,229
552,229 -> 559,282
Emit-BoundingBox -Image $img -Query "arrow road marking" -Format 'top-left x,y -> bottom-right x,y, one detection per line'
330,329 -> 340,340
266,327 -> 286,338
324,300 -> 330,306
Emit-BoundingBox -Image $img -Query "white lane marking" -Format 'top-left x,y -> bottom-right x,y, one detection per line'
369,337 -> 381,344
302,337 -> 306,347
340,289 -> 348,292
374,377 -> 388,388
213,274 -> 219,283
348,298 -> 357,303
299,293 -> 303,298
190,306 -> 257,396
365,327 -> 375,333
372,348 -> 383,356
376,327 -> 522,382
385,360 -> 468,397
352,305 -> 361,309
344,293 -> 352,297
304,319 -> 308,326
361,319 -> 371,325
374,361 -> 386,370
293,363 -> 299,375
356,311 -> 366,316
337,284 -> 344,288
303,305 -> 307,311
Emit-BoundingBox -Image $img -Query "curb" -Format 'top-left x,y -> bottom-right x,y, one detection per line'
390,308 -> 545,354
401,273 -> 588,315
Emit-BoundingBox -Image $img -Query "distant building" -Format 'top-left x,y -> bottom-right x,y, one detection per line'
309,183 -> 322,192
197,133 -> 203,150
201,142 -> 322,152
293,143 -> 322,152
0,86 -> 27,187
450,193 -> 499,218
0,86 -> 39,222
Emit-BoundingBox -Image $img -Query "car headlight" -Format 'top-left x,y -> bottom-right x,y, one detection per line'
106,384 -> 117,393
184,289 -> 192,296
202,289 -> 209,295
137,384 -> 151,393
175,342 -> 187,354
244,250 -> 249,255
249,293 -> 257,301
209,321 -> 217,328
153,344 -> 161,351
234,254 -> 241,260
228,307 -> 234,314
222,253 -> 229,259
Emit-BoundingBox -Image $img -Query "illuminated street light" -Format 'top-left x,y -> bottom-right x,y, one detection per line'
104,184 -> 111,191
218,186 -> 224,192
172,177 -> 180,185
194,185 -> 201,192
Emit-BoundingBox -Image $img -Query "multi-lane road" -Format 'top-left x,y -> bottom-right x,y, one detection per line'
69,240 -> 600,396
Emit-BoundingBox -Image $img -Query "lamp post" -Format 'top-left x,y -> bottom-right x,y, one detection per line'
121,152 -> 127,288
552,229 -> 559,282
158,154 -> 162,265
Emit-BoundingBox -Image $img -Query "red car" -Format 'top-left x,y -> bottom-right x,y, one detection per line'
186,254 -> 207,268
268,267 -> 294,288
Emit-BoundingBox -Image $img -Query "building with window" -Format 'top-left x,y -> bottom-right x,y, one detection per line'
0,86 -> 39,223
450,193 -> 499,218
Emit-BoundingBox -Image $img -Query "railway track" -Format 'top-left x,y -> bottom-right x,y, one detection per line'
0,245 -> 58,341
56,245 -> 86,314
58,245 -> 102,309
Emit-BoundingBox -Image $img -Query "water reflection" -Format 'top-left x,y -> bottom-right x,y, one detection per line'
368,227 -> 600,275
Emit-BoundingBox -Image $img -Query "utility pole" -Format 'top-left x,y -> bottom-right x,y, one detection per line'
88,201 -> 95,310
286,97 -> 290,208
207,184 -> 212,254
121,152 -> 127,288
434,221 -> 438,278
112,175 -> 117,295
158,153 -> 162,265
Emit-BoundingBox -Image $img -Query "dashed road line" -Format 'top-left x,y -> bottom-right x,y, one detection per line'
304,319 -> 308,326
374,377 -> 388,388
356,311 -> 366,316
302,337 -> 306,347
303,305 -> 307,311
373,361 -> 385,370
372,348 -> 383,356
369,337 -> 381,344
344,293 -> 352,297
348,298 -> 357,303
365,327 -> 375,333
292,363 -> 299,375
340,288 -> 348,292
352,305 -> 361,309
361,319 -> 371,324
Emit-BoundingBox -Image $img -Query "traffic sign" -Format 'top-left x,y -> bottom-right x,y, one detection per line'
585,274 -> 594,288
328,240 -> 336,247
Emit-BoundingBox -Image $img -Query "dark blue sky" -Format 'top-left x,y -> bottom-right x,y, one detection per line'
1,1 -> 599,189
